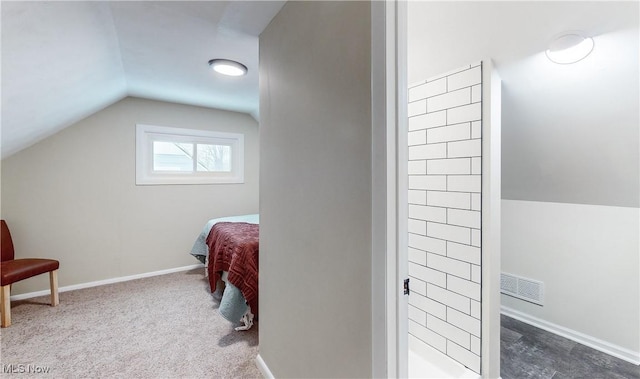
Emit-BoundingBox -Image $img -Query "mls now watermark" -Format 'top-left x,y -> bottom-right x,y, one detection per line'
1,364 -> 51,374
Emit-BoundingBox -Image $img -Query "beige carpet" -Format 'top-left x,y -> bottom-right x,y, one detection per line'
0,268 -> 261,378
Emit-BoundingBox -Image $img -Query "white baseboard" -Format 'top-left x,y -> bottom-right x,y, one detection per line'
10,264 -> 204,301
256,354 -> 274,379
501,306 -> 640,365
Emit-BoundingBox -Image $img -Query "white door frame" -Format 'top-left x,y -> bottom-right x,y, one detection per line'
370,0 -> 405,377
375,2 -> 502,378
396,0 -> 409,377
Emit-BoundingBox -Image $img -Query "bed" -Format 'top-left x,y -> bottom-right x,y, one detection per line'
190,214 -> 259,330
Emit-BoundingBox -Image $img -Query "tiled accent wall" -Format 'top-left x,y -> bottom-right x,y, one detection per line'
407,63 -> 482,373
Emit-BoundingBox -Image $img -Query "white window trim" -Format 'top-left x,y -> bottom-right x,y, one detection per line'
136,124 -> 244,185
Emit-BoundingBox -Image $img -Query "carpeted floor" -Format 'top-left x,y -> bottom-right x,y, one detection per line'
0,268 -> 261,378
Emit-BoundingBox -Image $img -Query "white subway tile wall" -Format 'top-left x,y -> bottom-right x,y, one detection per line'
407,63 -> 482,374
409,305 -> 428,326
409,247 -> 427,266
408,190 -> 427,205
408,204 -> 447,223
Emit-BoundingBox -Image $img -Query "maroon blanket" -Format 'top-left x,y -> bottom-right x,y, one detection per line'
206,222 -> 259,316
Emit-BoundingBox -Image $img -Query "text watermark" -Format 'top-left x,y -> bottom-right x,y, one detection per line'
1,364 -> 51,374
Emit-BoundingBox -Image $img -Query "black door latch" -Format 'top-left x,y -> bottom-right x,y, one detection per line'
404,278 -> 410,295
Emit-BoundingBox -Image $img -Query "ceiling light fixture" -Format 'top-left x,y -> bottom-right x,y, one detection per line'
208,59 -> 248,76
545,32 -> 594,64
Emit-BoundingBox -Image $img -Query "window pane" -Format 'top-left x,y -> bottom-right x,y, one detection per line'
153,141 -> 194,171
137,124 -> 244,184
196,144 -> 231,172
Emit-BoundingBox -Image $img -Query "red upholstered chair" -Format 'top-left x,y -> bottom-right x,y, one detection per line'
1,220 -> 59,327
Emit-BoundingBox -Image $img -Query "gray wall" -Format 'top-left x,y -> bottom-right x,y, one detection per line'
259,1 -> 373,377
1,97 -> 259,294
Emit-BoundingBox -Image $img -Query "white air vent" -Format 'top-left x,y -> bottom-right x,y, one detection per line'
500,273 -> 544,305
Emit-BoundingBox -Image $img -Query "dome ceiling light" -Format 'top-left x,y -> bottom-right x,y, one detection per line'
208,59 -> 248,76
545,32 -> 594,64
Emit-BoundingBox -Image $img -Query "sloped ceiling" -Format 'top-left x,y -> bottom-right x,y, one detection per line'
1,1 -> 285,159
408,1 -> 639,208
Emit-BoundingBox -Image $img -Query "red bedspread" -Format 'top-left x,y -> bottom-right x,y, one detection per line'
206,222 -> 259,316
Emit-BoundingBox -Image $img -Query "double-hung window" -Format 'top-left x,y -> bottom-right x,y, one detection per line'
136,124 -> 244,185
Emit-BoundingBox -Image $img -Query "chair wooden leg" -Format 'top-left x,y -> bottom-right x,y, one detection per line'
49,270 -> 59,307
1,284 -> 11,328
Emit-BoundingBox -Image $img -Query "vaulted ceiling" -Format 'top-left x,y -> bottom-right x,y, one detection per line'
3,0 -> 638,211
1,1 -> 285,159
408,1 -> 639,208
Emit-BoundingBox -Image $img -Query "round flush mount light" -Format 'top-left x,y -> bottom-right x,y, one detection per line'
208,59 -> 248,76
545,32 -> 594,64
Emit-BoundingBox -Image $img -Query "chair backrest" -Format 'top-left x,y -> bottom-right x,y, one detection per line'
1,220 -> 15,262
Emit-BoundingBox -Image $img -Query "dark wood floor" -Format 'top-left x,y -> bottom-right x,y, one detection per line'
501,315 -> 640,379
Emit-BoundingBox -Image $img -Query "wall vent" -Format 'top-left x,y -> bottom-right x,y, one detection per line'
500,273 -> 544,305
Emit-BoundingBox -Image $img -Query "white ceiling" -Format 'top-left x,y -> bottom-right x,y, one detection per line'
408,1 -> 639,208
1,1 -> 285,159
4,0 -> 639,208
